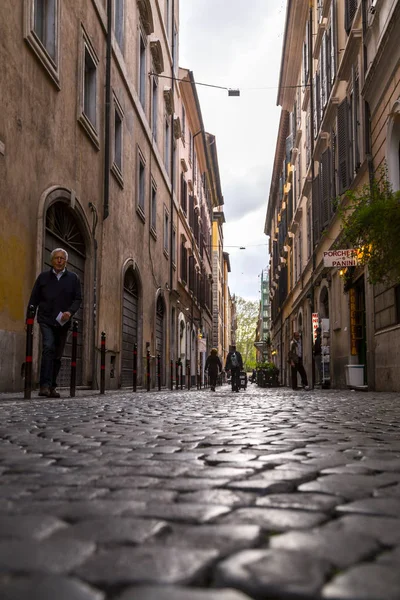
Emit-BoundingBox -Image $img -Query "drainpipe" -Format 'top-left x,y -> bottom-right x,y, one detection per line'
169,0 -> 175,292
103,0 -> 112,220
308,1 -> 316,387
89,202 -> 99,388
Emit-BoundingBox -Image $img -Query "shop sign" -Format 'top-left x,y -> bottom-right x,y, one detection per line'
312,312 -> 319,343
323,249 -> 358,267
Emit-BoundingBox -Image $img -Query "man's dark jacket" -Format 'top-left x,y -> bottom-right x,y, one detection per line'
28,269 -> 82,329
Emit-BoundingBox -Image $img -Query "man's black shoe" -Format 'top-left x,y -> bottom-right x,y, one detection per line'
49,388 -> 61,398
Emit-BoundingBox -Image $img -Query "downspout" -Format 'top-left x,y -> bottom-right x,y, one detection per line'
89,203 -> 98,388
103,0 -> 112,220
309,1 -> 316,387
169,0 -> 175,292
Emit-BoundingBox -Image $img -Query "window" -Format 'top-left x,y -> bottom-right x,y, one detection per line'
84,47 -> 97,127
163,209 -> 169,254
180,239 -> 187,283
24,0 -> 60,85
137,151 -> 146,218
181,106 -> 186,142
164,116 -> 171,172
152,76 -> 158,141
114,0 -> 124,50
78,30 -> 99,148
139,32 -> 146,108
165,0 -> 171,40
151,181 -> 157,234
172,227 -> 176,265
345,0 -> 358,34
180,173 -> 188,213
111,95 -> 124,185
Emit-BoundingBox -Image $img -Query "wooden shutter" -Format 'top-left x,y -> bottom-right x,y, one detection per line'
312,174 -> 321,245
337,99 -> 349,194
345,0 -> 358,34
321,148 -> 331,227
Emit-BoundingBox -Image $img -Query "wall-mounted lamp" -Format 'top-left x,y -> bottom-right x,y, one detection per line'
228,89 -> 240,97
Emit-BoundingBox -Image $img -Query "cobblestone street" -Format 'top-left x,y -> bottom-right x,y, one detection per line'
1,384 -> 400,599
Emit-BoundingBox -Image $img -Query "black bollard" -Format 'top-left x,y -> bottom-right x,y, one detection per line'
100,331 -> 106,394
170,360 -> 173,390
176,361 -> 179,390
180,361 -> 183,390
24,305 -> 35,399
187,362 -> 191,390
146,350 -> 151,391
70,321 -> 78,397
157,353 -> 161,390
133,342 -> 137,392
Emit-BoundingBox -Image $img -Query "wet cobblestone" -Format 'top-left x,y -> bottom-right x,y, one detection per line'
0,385 -> 400,599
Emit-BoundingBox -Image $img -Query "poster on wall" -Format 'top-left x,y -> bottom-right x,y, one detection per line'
321,318 -> 330,386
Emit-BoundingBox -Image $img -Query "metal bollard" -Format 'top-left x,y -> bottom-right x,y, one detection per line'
157,353 -> 161,390
180,362 -> 183,390
176,361 -> 180,390
69,321 -> 78,397
146,350 -> 151,391
100,331 -> 106,394
24,305 -> 35,399
170,360 -> 173,390
133,342 -> 137,392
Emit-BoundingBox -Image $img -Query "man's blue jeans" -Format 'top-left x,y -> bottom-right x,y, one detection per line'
39,323 -> 69,388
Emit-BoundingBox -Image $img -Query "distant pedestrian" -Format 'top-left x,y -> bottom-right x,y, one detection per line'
288,331 -> 309,390
225,345 -> 243,392
313,327 -> 322,385
27,248 -> 82,398
205,348 -> 222,392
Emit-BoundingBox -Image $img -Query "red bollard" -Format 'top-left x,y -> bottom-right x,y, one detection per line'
133,342 -> 137,392
146,350 -> 151,391
24,305 -> 35,399
70,321 -> 78,397
100,332 -> 106,394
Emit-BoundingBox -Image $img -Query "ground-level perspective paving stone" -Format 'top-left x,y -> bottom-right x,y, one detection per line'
0,384 -> 400,599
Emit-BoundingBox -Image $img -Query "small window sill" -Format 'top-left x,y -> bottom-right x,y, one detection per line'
111,163 -> 124,188
136,205 -> 146,223
78,113 -> 100,150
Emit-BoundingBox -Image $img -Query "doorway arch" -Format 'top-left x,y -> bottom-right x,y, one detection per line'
155,295 -> 165,385
44,201 -> 86,386
121,267 -> 140,387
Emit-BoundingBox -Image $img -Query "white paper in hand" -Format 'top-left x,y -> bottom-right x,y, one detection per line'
56,312 -> 68,326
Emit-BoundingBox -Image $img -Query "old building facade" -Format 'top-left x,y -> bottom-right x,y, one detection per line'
265,0 -> 400,391
0,0 -> 226,392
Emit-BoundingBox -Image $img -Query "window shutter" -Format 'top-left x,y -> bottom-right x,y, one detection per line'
321,148 -> 331,227
345,0 -> 358,35
312,174 -> 321,245
330,0 -> 337,85
337,99 -> 349,194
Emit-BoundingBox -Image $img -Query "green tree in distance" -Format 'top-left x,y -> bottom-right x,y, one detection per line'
235,296 -> 259,371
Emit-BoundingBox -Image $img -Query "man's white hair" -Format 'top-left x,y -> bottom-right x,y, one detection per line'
51,248 -> 68,261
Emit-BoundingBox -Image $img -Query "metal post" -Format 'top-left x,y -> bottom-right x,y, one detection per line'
70,321 -> 78,397
146,350 -> 151,391
175,360 -> 179,390
24,305 -> 35,399
180,361 -> 183,390
133,342 -> 137,392
100,331 -> 106,394
187,361 -> 191,390
157,353 -> 161,391
170,360 -> 173,390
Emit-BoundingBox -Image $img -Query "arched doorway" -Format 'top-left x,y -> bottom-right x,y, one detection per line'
155,295 -> 165,385
44,202 -> 86,386
121,268 -> 139,387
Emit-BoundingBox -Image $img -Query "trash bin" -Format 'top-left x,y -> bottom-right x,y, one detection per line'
345,365 -> 364,387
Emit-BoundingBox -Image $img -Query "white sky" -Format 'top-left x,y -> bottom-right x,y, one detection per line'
179,1 -> 287,302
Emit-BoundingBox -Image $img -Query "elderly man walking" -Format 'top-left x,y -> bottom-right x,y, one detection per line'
27,248 -> 82,398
